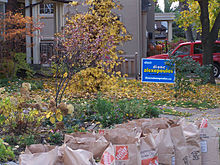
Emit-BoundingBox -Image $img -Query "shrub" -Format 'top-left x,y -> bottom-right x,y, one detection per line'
14,53 -> 34,78
0,97 -> 46,135
91,98 -> 160,127
69,67 -> 118,93
167,55 -> 211,98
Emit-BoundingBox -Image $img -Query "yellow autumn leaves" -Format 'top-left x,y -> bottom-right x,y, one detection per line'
176,0 -> 220,33
43,68 -> 220,108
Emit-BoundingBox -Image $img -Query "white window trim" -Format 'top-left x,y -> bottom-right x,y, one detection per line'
39,3 -> 54,15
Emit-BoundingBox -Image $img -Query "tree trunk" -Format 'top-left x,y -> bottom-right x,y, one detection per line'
198,0 -> 220,84
179,1 -> 194,41
185,25 -> 194,41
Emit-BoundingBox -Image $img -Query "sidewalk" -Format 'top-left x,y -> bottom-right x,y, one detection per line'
159,106 -> 220,133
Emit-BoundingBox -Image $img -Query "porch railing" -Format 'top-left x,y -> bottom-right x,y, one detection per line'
115,54 -> 138,79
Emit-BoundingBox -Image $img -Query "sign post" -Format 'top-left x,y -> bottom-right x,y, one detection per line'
141,59 -> 175,83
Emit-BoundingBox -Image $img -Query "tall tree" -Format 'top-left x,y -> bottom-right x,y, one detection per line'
178,0 -> 194,41
197,0 -> 220,83
173,0 -> 220,83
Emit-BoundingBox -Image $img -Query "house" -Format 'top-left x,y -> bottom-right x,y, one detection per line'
0,0 -> 7,40
3,0 -> 155,78
0,0 -> 7,14
155,12 -> 175,42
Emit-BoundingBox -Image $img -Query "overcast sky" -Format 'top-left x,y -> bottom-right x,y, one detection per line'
158,0 -> 179,12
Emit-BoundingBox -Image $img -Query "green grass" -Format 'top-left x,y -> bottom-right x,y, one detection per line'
152,99 -> 217,109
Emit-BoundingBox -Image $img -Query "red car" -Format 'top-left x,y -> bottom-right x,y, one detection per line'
147,41 -> 220,77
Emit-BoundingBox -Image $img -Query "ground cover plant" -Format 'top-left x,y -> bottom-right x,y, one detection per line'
0,138 -> 15,162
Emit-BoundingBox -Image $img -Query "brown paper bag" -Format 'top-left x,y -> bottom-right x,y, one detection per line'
155,128 -> 175,165
64,132 -> 109,159
19,146 -> 63,165
179,119 -> 201,165
103,127 -> 140,144
99,143 -> 115,165
20,144 -> 97,165
170,125 -> 190,165
25,144 -> 56,154
64,145 -> 97,165
140,134 -> 158,165
103,128 -> 141,165
196,118 -> 220,165
134,118 -> 172,136
114,123 -> 142,137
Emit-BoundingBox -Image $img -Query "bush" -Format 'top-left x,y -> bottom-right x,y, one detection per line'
70,67 -> 118,93
0,59 -> 14,78
0,97 -> 46,135
62,98 -> 160,129
167,55 -> 211,98
14,53 -> 34,78
91,98 -> 160,127
0,138 -> 15,162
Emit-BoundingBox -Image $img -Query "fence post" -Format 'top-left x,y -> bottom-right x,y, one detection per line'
135,52 -> 138,79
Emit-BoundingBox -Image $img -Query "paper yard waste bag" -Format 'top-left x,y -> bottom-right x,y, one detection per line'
140,134 -> 158,165
64,145 -> 97,165
196,118 -> 220,165
19,146 -> 63,165
114,123 -> 142,137
155,128 -> 175,165
179,119 -> 201,165
170,125 -> 190,165
64,132 -> 109,159
24,144 -> 56,154
131,118 -> 172,136
99,143 -> 115,165
103,127 -> 141,144
103,128 -> 141,165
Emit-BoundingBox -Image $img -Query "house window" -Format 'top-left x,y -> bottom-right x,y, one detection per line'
0,3 -> 5,18
40,3 -> 54,14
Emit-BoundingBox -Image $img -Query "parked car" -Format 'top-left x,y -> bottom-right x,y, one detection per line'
147,41 -> 220,77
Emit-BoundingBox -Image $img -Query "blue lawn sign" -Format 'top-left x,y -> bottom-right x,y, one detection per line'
141,59 -> 175,83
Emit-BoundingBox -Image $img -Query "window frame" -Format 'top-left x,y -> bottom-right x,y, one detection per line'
39,3 -> 54,16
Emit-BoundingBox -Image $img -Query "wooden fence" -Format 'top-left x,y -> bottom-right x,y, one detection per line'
114,54 -> 138,79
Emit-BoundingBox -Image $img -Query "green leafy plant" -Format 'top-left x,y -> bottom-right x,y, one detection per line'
48,130 -> 63,145
167,55 -> 211,98
19,134 -> 36,146
0,138 -> 15,162
14,53 -> 34,78
91,98 -> 160,127
0,59 -> 14,78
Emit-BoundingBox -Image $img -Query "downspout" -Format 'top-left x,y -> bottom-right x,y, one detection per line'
137,0 -> 141,76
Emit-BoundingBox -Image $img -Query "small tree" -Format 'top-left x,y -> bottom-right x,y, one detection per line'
0,11 -> 42,78
53,0 -> 131,105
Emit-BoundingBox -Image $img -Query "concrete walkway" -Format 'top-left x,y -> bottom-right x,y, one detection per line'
159,106 -> 220,133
